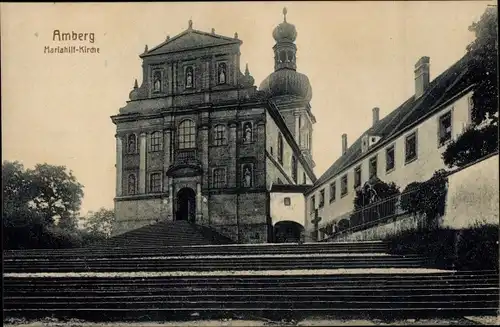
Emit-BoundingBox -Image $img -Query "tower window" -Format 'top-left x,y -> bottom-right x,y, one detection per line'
291,155 -> 298,183
277,133 -> 284,165
149,173 -> 162,193
279,51 -> 286,63
178,119 -> 196,149
213,125 -> 227,146
149,131 -> 163,152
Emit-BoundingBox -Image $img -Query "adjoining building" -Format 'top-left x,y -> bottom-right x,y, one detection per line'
305,54 -> 477,240
111,9 -> 317,243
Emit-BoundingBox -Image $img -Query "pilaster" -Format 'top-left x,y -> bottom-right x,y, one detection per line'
139,132 -> 147,194
115,135 -> 123,197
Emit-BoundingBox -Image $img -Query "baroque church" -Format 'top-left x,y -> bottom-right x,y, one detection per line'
111,8 -> 317,243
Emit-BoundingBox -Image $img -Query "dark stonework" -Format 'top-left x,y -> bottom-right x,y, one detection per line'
111,14 -> 316,243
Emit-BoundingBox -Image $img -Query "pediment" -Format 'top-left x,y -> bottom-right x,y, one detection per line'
143,30 -> 241,57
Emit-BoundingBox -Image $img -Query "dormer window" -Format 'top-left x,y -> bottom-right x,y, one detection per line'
185,66 -> 194,89
217,62 -> 227,85
152,71 -> 162,93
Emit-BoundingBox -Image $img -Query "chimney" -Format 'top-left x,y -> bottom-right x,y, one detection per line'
372,107 -> 380,126
414,56 -> 430,99
342,133 -> 348,155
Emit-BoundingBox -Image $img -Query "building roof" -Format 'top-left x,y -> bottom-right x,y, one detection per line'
141,28 -> 241,57
308,53 -> 475,193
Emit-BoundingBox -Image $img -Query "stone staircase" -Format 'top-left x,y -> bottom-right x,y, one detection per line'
91,220 -> 233,248
3,237 -> 499,322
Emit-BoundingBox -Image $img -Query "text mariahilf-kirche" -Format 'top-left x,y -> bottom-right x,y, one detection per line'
44,45 -> 100,54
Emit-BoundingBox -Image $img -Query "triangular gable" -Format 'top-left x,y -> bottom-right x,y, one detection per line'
142,29 -> 241,57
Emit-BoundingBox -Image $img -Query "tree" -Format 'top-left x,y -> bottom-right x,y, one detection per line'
26,163 -> 84,226
467,6 -> 498,126
442,7 -> 498,168
84,208 -> 115,238
2,161 -> 85,249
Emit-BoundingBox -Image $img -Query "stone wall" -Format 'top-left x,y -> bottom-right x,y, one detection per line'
443,154 -> 499,228
328,153 -> 499,242
330,214 -> 423,242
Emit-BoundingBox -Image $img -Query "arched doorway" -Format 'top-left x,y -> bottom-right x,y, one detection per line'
176,188 -> 196,223
274,221 -> 305,243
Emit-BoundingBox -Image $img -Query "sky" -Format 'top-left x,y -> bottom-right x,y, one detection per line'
1,1 -> 495,216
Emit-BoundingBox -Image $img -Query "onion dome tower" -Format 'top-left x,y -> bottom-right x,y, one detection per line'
259,7 -> 312,101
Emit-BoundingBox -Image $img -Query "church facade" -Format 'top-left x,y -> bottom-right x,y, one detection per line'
111,9 -> 317,243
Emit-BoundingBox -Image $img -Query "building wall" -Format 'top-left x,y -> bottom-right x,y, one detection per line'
265,111 -> 313,185
306,90 -> 473,233
113,197 -> 165,236
443,154 -> 499,228
270,192 -> 306,227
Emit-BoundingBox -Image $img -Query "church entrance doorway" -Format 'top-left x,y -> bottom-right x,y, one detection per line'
176,188 -> 196,223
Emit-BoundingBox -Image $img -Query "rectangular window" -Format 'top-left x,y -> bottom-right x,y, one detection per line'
438,111 -> 452,146
310,196 -> 316,213
319,189 -> 325,208
149,173 -> 162,193
405,131 -> 418,163
284,197 -> 291,206
369,155 -> 378,178
303,172 -> 307,185
329,181 -> 336,202
341,174 -> 348,197
354,166 -> 362,188
212,168 -> 226,188
213,125 -> 227,146
386,145 -> 395,172
149,132 -> 163,152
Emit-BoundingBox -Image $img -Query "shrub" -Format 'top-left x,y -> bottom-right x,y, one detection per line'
385,223 -> 499,271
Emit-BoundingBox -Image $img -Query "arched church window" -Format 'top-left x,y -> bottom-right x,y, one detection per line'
241,164 -> 253,188
127,134 -> 137,154
242,122 -> 252,143
149,131 -> 163,152
153,71 -> 162,93
213,125 -> 227,146
217,62 -> 227,85
128,174 -> 136,195
178,119 -> 196,149
279,51 -> 286,63
185,66 -> 194,89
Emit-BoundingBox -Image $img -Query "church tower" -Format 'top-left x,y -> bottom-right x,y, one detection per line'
259,8 -> 316,168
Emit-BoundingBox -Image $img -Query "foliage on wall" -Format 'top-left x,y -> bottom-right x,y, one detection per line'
400,169 -> 449,229
442,124 -> 498,168
348,177 -> 401,228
